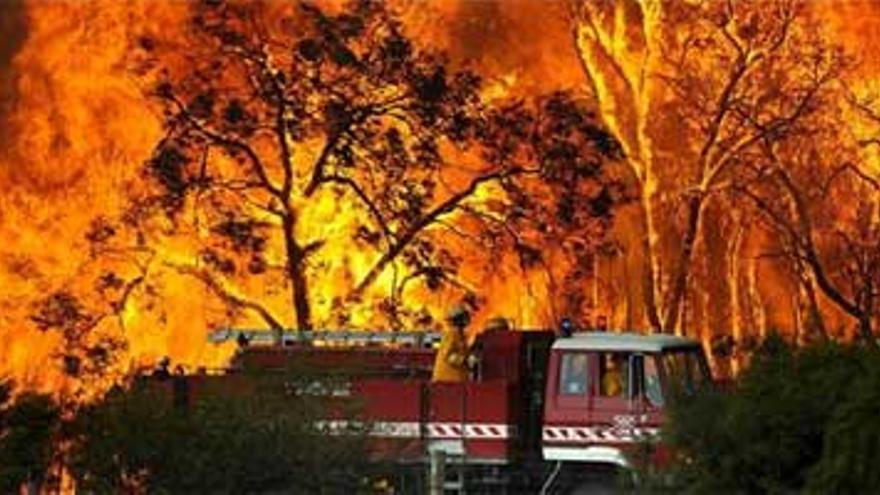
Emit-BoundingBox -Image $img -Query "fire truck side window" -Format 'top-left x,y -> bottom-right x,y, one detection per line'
599,352 -> 628,397
558,353 -> 588,396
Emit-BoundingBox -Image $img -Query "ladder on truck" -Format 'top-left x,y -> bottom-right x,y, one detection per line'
444,452 -> 468,495
208,328 -> 442,348
427,379 -> 472,495
429,448 -> 469,495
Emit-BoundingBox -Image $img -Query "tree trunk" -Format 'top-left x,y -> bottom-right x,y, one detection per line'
746,255 -> 768,340
282,213 -> 312,331
637,189 -> 663,331
792,290 -> 803,344
573,13 -> 661,332
728,217 -> 745,373
858,314 -> 873,342
802,277 -> 826,341
857,283 -> 873,342
663,194 -> 704,333
622,253 -> 635,330
859,277 -> 875,342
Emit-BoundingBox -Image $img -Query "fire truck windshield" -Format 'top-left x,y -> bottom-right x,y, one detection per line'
660,348 -> 710,396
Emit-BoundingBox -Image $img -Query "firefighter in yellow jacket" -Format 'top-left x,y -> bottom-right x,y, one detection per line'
432,306 -> 477,382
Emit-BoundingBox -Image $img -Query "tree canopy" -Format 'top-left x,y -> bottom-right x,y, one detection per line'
570,0 -> 880,378
105,0 -> 622,334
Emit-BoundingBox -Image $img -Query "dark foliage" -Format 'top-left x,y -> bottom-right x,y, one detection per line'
0,380 -> 60,493
30,290 -> 128,383
647,335 -> 880,494
68,374 -> 374,494
806,349 -> 880,493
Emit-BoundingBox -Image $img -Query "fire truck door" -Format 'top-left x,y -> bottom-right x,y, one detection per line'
628,354 -> 643,415
591,352 -> 630,427
628,354 -> 663,423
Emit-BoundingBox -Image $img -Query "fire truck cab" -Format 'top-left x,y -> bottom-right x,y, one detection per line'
542,332 -> 711,468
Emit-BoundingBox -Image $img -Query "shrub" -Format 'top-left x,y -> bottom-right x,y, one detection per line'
0,380 -> 60,493
653,334 -> 880,494
68,374 -> 373,494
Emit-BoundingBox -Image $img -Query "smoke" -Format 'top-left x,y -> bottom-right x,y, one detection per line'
0,0 -> 182,391
0,0 -> 27,155
452,0 -> 580,92
1,0 -> 878,392
403,0 -> 581,95
816,0 -> 880,75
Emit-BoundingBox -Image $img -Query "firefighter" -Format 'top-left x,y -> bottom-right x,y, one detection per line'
602,354 -> 625,396
153,356 -> 171,379
431,305 -> 477,382
484,316 -> 510,332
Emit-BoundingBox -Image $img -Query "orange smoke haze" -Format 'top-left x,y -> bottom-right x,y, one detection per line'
0,0 -> 584,393
1,0 -> 879,393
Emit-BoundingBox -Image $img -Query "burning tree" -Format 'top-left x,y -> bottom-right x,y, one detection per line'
738,92 -> 880,340
27,223 -> 157,399
76,0 -> 623,336
571,0 -> 854,345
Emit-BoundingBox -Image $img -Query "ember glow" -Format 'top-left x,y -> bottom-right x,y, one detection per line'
1,0 -> 879,394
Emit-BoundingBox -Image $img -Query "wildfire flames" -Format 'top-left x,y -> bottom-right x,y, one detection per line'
1,0 -> 879,394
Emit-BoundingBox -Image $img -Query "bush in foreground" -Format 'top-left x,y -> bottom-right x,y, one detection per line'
648,335 -> 880,494
67,373 -> 374,494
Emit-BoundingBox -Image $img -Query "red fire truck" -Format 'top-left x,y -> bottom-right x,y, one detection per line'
174,326 -> 711,493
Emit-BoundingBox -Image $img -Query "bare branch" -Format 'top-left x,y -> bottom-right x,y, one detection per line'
763,147 -> 863,318
350,168 -> 517,298
163,91 -> 283,198
323,174 -> 394,242
170,263 -> 285,331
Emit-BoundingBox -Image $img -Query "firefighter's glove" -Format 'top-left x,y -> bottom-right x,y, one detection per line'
466,353 -> 480,369
446,352 -> 465,367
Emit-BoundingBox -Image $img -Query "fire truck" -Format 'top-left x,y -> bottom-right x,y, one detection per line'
171,325 -> 711,493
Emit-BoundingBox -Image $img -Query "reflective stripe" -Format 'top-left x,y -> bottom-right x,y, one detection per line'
316,420 -> 513,439
542,425 -> 659,444
427,422 -> 511,439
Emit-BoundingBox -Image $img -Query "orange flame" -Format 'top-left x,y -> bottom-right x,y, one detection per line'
1,0 -> 879,393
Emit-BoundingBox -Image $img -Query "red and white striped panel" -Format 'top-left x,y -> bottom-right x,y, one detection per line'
426,422 -> 511,440
318,420 -> 513,440
542,425 -> 659,444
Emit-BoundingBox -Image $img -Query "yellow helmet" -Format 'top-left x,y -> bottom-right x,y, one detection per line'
485,316 -> 510,331
446,305 -> 471,328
